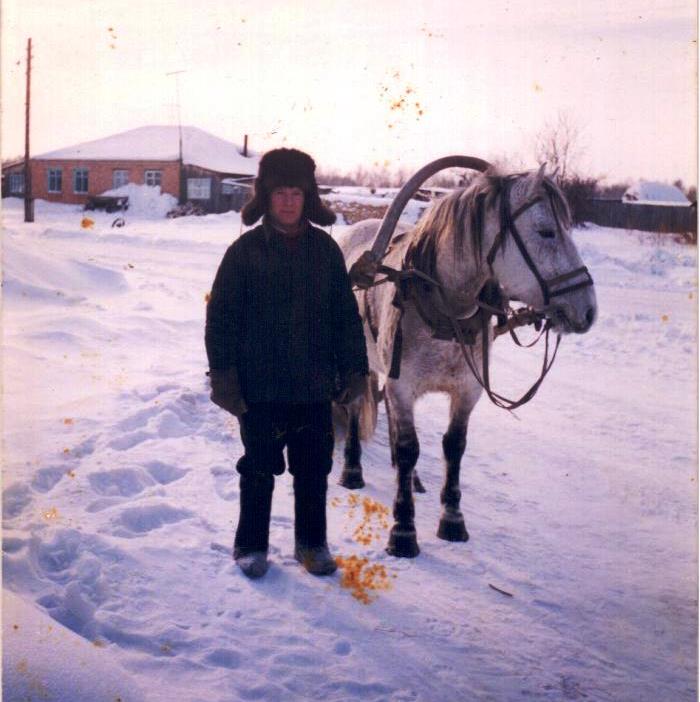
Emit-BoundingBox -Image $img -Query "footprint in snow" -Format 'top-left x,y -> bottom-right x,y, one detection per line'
210,465 -> 238,502
333,640 -> 352,655
131,383 -> 178,403
2,537 -> 27,554
31,465 -> 69,493
203,648 -> 242,669
145,460 -> 189,485
115,405 -> 162,432
85,497 -> 125,513
111,503 -> 194,537
2,483 -> 33,520
30,529 -> 85,579
87,468 -> 153,497
154,409 -> 191,438
108,429 -> 153,451
69,436 -> 96,458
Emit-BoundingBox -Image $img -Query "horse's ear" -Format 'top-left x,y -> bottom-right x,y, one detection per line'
527,162 -> 547,198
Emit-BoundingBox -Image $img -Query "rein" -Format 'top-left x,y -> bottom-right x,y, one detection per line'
355,178 -> 593,411
362,262 -> 558,410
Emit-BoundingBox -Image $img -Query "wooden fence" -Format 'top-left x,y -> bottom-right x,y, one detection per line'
577,199 -> 697,241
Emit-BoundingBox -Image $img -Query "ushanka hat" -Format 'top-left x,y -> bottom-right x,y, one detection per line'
241,148 -> 336,226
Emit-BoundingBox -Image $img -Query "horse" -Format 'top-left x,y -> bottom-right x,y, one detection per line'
335,164 -> 597,558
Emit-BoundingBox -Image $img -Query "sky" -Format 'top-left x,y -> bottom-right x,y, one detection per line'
2,0 -> 697,186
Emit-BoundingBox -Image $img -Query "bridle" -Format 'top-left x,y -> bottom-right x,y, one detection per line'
357,176 -> 595,411
486,177 -> 594,309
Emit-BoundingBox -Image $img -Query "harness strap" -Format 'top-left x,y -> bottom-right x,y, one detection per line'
547,267 -> 594,298
363,289 -> 379,342
436,283 -> 561,411
486,190 -> 543,267
362,276 -> 405,379
353,174 -> 592,410
389,318 -> 403,379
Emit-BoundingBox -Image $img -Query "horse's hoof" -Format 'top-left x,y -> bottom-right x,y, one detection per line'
412,472 -> 426,494
338,467 -> 365,490
437,517 -> 469,542
386,527 -> 420,558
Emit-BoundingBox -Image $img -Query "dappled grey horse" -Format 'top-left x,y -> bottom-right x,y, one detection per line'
335,163 -> 597,557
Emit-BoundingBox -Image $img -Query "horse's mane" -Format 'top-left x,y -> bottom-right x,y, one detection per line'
408,171 -> 572,266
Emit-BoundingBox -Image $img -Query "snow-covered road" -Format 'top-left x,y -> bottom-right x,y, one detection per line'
2,198 -> 697,701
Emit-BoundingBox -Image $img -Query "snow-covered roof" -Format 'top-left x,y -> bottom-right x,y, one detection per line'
623,181 -> 691,207
34,125 -> 260,175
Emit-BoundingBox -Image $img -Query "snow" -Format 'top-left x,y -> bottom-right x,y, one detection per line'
101,183 -> 178,219
623,181 -> 691,206
34,125 -> 260,176
323,188 -> 429,225
3,589 -> 146,701
2,197 -> 697,702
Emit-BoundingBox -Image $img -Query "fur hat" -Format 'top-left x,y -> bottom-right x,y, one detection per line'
241,148 -> 336,226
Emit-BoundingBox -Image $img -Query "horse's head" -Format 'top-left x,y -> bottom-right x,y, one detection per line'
486,166 -> 597,334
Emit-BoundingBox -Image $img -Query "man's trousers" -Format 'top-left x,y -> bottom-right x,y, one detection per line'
233,402 -> 334,555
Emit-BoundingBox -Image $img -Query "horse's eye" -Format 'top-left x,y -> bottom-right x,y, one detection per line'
538,229 -> 556,239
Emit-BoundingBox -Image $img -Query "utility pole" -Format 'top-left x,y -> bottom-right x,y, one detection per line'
24,38 -> 34,222
166,69 -> 186,204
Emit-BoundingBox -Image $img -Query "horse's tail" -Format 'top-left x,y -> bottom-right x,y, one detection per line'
332,372 -> 381,441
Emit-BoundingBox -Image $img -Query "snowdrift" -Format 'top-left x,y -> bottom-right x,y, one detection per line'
2,199 -> 697,702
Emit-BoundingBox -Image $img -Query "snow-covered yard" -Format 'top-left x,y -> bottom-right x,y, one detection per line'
2,197 -> 697,701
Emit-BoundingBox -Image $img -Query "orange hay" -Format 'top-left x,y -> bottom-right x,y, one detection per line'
335,555 -> 393,604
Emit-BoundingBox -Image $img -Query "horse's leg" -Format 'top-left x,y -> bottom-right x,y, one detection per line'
437,396 -> 471,542
385,394 -> 425,494
338,404 -> 365,489
385,389 -> 420,558
384,395 -> 397,467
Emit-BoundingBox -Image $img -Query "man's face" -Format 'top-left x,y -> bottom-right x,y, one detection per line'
269,186 -> 305,230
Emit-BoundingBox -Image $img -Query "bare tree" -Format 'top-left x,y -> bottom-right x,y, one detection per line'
534,111 -> 582,182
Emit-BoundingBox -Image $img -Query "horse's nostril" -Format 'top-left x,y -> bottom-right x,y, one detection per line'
585,307 -> 595,325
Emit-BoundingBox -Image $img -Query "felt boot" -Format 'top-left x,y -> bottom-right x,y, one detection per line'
294,543 -> 337,576
293,473 -> 337,575
233,548 -> 269,579
234,471 -> 274,576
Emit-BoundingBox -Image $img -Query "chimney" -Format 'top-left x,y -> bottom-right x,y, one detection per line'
243,134 -> 248,157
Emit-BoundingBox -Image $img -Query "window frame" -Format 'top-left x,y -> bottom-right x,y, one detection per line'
9,172 -> 25,194
73,167 -> 89,194
187,177 -> 212,200
112,169 -> 129,189
47,168 -> 63,193
144,170 -> 162,187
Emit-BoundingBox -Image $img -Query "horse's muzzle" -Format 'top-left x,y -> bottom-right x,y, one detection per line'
547,303 -> 597,334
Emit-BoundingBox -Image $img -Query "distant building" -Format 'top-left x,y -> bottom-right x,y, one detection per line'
9,125 -> 259,213
1,159 -> 26,197
623,181 -> 691,207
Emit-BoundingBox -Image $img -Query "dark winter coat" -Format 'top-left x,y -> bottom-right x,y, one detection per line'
205,219 -> 368,404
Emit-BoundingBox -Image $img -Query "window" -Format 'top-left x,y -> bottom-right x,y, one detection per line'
112,169 -> 129,189
187,177 -> 211,199
144,170 -> 162,187
47,168 -> 62,193
73,168 -> 88,194
8,172 -> 24,194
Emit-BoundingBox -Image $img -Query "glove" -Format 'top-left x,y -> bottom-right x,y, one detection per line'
334,372 -> 368,405
209,368 -> 248,417
348,250 -> 380,289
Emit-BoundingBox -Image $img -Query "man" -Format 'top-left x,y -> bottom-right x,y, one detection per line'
205,148 -> 369,579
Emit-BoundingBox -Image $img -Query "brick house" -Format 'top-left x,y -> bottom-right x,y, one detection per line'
20,125 -> 259,213
1,159 -> 26,197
